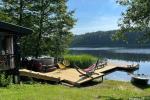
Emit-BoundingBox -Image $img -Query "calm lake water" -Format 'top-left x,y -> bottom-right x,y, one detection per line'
69,47 -> 150,84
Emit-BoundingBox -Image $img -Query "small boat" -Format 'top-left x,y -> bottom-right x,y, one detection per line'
129,73 -> 150,85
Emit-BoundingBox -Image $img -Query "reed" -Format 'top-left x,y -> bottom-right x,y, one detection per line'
64,54 -> 98,68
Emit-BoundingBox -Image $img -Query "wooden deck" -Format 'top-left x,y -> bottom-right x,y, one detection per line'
19,63 -> 139,86
19,68 -> 104,86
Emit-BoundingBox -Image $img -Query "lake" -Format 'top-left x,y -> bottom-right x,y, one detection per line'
69,47 -> 150,84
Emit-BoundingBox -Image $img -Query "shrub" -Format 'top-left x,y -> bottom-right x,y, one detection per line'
0,72 -> 11,87
64,54 -> 99,69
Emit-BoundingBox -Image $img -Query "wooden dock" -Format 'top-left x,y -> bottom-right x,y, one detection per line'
19,63 -> 139,86
19,68 -> 104,86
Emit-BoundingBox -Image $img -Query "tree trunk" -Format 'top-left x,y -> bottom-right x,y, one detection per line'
35,0 -> 44,58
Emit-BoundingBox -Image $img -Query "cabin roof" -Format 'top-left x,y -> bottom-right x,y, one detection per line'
0,21 -> 33,35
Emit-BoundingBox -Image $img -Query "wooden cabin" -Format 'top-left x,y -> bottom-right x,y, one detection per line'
0,21 -> 32,82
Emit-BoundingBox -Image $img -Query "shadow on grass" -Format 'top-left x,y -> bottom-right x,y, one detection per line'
96,96 -> 123,100
79,80 -> 102,87
131,82 -> 150,89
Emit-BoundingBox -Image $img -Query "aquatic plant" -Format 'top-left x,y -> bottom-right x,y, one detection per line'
64,54 -> 99,68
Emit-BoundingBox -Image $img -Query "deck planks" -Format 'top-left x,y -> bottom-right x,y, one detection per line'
19,63 -> 139,86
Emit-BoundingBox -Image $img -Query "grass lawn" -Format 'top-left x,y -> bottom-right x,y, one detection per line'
0,80 -> 150,100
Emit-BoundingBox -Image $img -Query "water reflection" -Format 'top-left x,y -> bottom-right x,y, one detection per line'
69,48 -> 150,84
105,59 -> 150,84
70,50 -> 150,62
105,71 -> 131,81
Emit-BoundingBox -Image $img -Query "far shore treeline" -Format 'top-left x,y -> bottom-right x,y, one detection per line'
71,30 -> 150,48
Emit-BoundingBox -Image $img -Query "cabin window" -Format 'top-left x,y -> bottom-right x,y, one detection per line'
0,34 -> 6,54
0,32 -> 14,70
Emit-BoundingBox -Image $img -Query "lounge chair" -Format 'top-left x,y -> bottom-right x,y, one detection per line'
74,59 -> 100,77
57,59 -> 70,69
97,59 -> 107,69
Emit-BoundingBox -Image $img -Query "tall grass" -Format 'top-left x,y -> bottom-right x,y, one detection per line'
0,72 -> 11,87
64,54 -> 98,68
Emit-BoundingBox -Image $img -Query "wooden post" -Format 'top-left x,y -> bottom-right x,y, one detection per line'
13,35 -> 21,84
102,76 -> 103,82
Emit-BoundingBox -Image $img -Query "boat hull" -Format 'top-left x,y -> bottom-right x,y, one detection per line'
131,77 -> 149,85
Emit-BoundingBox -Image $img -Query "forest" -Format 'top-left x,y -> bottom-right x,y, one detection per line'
71,30 -> 150,48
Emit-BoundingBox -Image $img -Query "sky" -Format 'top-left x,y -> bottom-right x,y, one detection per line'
67,0 -> 126,35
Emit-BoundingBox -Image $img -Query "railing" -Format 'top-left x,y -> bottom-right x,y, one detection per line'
0,54 -> 14,70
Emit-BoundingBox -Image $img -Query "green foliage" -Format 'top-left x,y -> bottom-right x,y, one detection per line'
115,0 -> 150,42
0,72 -> 11,87
0,0 -> 76,58
0,11 -> 12,22
64,54 -> 98,68
71,30 -> 150,48
112,30 -> 127,42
